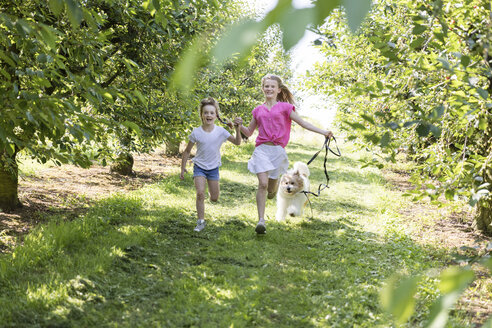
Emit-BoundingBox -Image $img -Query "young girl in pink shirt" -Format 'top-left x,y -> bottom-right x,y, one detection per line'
240,74 -> 333,234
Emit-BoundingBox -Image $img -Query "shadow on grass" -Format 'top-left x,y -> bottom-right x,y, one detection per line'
0,146 -> 457,328
0,187 -> 449,327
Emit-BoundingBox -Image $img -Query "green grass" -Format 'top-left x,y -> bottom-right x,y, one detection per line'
0,134 -> 475,327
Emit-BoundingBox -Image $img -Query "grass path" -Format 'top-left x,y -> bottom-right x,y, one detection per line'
0,134 -> 476,327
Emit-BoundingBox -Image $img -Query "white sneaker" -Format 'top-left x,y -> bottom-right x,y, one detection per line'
194,219 -> 206,232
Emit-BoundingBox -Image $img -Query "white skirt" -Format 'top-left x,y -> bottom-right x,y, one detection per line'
247,144 -> 289,179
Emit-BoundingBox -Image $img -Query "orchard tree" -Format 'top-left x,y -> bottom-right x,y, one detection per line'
0,0 -> 238,211
306,0 -> 491,234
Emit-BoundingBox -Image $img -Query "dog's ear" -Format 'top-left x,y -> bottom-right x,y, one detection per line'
293,171 -> 300,176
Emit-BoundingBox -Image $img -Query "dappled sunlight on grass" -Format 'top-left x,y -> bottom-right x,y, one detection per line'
0,138 -> 477,327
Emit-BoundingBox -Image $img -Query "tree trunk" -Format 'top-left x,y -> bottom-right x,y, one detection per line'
476,198 -> 492,235
475,90 -> 492,235
110,152 -> 134,176
164,139 -> 181,156
476,164 -> 492,235
0,151 -> 21,212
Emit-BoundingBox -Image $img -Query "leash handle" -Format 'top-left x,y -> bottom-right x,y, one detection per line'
304,136 -> 341,195
307,136 -> 340,165
327,137 -> 341,157
303,136 -> 341,218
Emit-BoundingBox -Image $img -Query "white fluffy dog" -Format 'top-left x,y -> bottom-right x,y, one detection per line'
275,162 -> 310,221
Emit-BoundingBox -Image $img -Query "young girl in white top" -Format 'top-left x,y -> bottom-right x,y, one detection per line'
240,74 -> 333,234
180,97 -> 242,232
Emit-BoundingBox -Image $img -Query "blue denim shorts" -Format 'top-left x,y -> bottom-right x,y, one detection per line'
193,164 -> 219,180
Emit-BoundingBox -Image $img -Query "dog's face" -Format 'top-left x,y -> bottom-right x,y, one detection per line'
279,172 -> 304,195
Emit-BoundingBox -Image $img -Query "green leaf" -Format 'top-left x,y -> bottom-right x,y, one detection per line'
212,19 -> 266,64
430,105 -> 445,119
342,0 -> 372,32
429,124 -> 441,138
477,88 -> 489,100
48,0 -> 64,16
360,114 -> 375,125
313,0 -> 341,26
416,123 -> 430,137
133,90 -> 146,104
439,266 -> 475,294
364,132 -> 380,144
410,37 -> 425,49
444,189 -> 455,201
380,132 -> 390,147
437,57 -> 452,71
172,34 -> 209,92
479,118 -> 488,130
425,267 -> 474,328
207,0 -> 219,9
385,122 -> 399,130
264,0 -> 293,25
66,0 -> 84,28
26,111 -> 39,125
103,92 -> 114,103
482,257 -> 492,272
39,24 -> 57,50
460,55 -> 470,67
0,50 -> 16,67
155,13 -> 168,28
0,68 -> 10,80
381,50 -> 399,61
433,32 -> 445,43
278,8 -> 315,50
380,275 -> 421,325
344,120 -> 366,130
412,24 -> 426,35
15,19 -> 31,36
122,121 -> 142,136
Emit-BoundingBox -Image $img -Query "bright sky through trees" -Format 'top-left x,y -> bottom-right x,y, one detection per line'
248,0 -> 336,127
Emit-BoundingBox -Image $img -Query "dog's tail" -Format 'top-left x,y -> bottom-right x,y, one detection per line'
293,161 -> 310,177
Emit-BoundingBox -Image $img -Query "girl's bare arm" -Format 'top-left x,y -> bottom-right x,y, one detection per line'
290,111 -> 333,138
240,117 -> 257,137
180,141 -> 194,179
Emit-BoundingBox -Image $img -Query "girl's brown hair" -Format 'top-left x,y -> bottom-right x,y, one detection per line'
199,97 -> 227,124
261,74 -> 295,104
199,97 -> 219,116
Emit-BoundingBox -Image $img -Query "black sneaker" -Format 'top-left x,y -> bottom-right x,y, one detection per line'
255,222 -> 266,234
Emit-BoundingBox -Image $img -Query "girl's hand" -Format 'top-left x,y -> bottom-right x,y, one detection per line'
233,117 -> 243,127
324,130 -> 334,139
226,119 -> 234,129
180,169 -> 187,180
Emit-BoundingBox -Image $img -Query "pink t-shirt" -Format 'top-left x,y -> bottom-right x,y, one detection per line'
252,102 -> 295,148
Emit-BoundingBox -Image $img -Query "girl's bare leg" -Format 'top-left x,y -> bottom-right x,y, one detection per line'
256,172 -> 269,230
194,176 -> 207,220
207,179 -> 220,202
267,178 -> 279,199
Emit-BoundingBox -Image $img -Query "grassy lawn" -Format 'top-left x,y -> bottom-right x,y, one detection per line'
0,132 -> 478,327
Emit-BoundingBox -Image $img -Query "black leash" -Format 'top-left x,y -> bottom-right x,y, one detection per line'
302,136 -> 341,217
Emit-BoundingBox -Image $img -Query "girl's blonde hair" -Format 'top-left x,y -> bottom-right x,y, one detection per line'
261,74 -> 295,104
